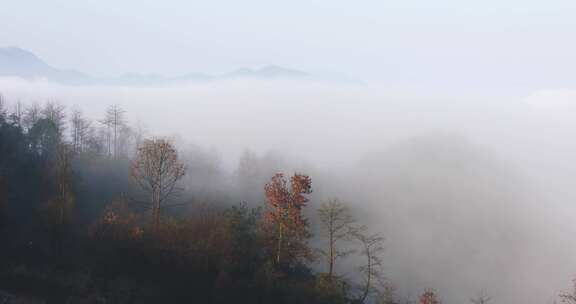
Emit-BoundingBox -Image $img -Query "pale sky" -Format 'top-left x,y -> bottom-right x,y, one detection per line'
1,0 -> 576,87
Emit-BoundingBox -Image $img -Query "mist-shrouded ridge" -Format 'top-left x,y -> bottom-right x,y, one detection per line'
0,47 -> 93,85
0,47 -> 313,86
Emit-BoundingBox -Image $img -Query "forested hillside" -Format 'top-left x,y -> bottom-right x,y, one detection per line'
0,96 -> 400,303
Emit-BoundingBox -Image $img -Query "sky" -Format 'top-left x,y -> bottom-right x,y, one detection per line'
1,0 -> 576,88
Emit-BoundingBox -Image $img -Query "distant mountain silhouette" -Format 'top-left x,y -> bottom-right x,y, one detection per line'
222,65 -> 308,79
0,47 -> 94,85
0,47 -> 309,86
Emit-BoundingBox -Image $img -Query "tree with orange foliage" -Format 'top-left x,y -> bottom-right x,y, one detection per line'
420,289 -> 441,304
263,172 -> 312,267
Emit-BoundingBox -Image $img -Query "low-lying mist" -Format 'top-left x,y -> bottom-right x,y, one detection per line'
2,77 -> 576,303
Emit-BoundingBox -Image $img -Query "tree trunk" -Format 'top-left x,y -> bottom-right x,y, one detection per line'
359,251 -> 371,304
328,230 -> 334,279
276,222 -> 283,265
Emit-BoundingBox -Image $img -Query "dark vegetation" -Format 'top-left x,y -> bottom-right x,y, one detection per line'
0,95 -> 574,304
0,96 -> 398,304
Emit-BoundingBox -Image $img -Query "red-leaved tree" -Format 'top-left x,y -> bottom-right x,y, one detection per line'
263,172 -> 312,267
420,289 -> 441,304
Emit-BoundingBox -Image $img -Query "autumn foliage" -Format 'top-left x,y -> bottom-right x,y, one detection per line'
263,172 -> 312,267
0,100 -> 401,303
419,289 -> 441,304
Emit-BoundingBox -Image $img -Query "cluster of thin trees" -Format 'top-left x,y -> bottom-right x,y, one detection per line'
0,94 -> 138,159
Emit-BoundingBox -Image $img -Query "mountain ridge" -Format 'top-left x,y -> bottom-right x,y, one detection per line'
0,47 -> 310,86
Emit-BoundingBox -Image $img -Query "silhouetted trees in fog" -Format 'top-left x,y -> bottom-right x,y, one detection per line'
3,96 -> 574,303
69,108 -> 91,154
0,98 -> 406,303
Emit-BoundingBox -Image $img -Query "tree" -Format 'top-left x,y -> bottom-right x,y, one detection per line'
470,289 -> 491,304
83,125 -> 104,155
263,172 -> 312,267
28,118 -> 61,156
0,110 -> 31,233
376,282 -> 398,304
41,101 -> 66,135
561,280 -> 576,303
22,102 -> 41,132
131,138 -> 186,229
8,100 -> 23,126
100,105 -> 126,158
0,93 -> 6,121
0,175 -> 6,232
419,289 -> 441,304
317,198 -> 357,280
355,230 -> 385,304
69,107 -> 91,154
220,202 -> 262,275
45,142 -> 75,252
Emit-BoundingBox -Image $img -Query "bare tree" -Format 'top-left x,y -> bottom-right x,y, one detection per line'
22,102 -> 41,131
70,108 -> 82,153
0,93 -> 6,120
45,142 -> 75,252
42,101 -> 66,135
100,105 -> 126,158
51,143 -> 75,223
69,108 -> 92,154
99,115 -> 112,157
8,100 -> 23,126
130,138 -> 186,229
470,289 -> 491,304
355,229 -> 385,304
317,198 -> 357,280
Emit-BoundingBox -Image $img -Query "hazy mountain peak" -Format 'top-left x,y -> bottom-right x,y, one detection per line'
224,65 -> 308,79
0,47 -> 314,86
0,46 -> 51,75
0,46 -> 94,85
0,46 -> 42,61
